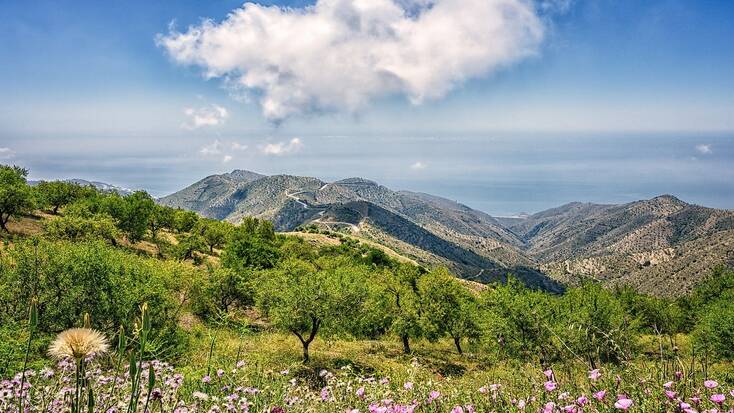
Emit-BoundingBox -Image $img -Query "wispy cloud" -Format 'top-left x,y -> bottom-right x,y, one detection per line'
261,138 -> 304,156
200,140 -> 237,164
199,139 -> 223,155
695,144 -> 712,155
231,142 -> 248,151
410,161 -> 427,170
182,104 -> 229,129
158,0 -> 544,122
0,147 -> 15,159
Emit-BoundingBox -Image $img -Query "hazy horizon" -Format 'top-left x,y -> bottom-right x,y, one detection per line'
2,0 -> 733,216
14,132 -> 733,217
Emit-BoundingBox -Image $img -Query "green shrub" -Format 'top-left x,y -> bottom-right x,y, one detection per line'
44,214 -> 119,244
0,240 -> 191,357
559,283 -> 636,367
693,299 -> 734,360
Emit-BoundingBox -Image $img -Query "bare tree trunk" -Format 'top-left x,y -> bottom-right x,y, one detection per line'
0,214 -> 8,232
402,335 -> 411,354
454,336 -> 463,355
294,317 -> 321,363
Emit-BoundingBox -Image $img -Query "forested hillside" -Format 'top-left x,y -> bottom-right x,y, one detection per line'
2,163 -> 734,412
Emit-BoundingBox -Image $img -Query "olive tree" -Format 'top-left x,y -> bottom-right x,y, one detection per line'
35,180 -> 83,214
480,278 -> 559,364
0,165 -> 35,232
197,219 -> 232,254
256,257 -> 369,362
375,264 -> 424,354
418,268 -> 481,355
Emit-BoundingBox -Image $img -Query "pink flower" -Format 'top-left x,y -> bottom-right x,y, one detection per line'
356,387 -> 365,399
577,396 -> 589,406
451,406 -> 464,413
710,394 -> 725,405
589,369 -> 601,381
428,391 -> 440,403
593,390 -> 607,401
614,398 -> 633,410
201,375 -> 211,384
675,371 -> 684,380
403,382 -> 413,390
544,381 -> 558,392
704,380 -> 719,389
663,381 -> 674,389
690,396 -> 702,405
517,399 -> 527,410
665,390 -> 677,400
321,387 -> 330,401
543,401 -> 556,413
544,369 -> 554,379
478,386 -> 488,394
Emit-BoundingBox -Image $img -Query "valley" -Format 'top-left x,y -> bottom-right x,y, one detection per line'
160,170 -> 734,296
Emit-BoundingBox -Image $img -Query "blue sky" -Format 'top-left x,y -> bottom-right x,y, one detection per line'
1,0 -> 733,214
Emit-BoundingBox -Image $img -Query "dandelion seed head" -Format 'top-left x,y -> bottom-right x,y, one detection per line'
48,328 -> 109,360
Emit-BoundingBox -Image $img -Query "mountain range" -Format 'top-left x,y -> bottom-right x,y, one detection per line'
159,170 -> 734,296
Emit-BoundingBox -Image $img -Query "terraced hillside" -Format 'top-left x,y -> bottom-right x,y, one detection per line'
159,171 -> 560,291
160,170 -> 734,296
507,195 -> 734,296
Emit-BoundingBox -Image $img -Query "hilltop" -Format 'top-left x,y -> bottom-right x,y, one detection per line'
160,170 -> 734,296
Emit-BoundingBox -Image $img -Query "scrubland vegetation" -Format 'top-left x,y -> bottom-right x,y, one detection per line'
1,163 -> 734,412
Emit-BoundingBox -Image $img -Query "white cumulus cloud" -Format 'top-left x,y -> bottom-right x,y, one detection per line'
183,104 -> 229,129
158,0 -> 545,122
261,138 -> 304,156
695,144 -> 712,155
0,147 -> 15,159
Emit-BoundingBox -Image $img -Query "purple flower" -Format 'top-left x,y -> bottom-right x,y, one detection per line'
704,380 -> 719,389
614,398 -> 633,410
427,390 -> 440,402
593,390 -> 607,401
665,390 -> 677,400
544,381 -> 558,392
201,375 -> 211,384
403,382 -> 413,390
588,369 -> 601,381
544,369 -> 554,379
356,387 -> 365,399
710,394 -> 725,405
